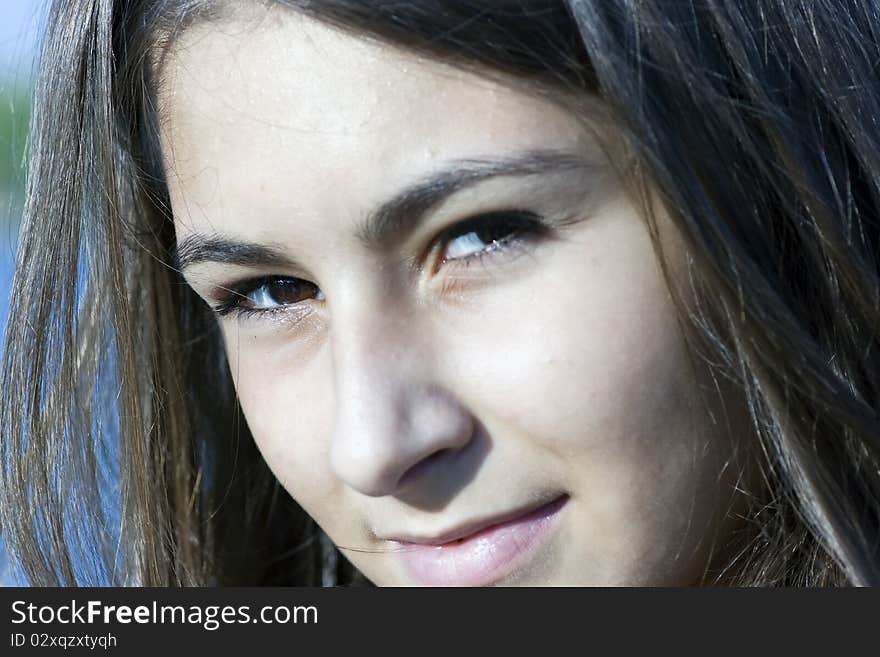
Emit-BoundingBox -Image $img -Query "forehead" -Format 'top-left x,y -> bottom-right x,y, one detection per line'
157,5 -> 596,238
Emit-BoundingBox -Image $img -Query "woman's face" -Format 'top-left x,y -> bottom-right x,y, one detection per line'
162,6 -> 745,585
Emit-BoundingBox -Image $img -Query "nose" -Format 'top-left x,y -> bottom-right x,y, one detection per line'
328,307 -> 474,498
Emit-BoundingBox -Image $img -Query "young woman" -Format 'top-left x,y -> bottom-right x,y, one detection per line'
1,0 -> 878,586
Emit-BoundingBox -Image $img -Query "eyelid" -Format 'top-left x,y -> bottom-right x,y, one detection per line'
427,209 -> 550,270
210,275 -> 318,319
210,275 -> 273,316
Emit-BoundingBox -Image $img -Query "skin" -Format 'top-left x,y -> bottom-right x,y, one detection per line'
160,5 -> 749,585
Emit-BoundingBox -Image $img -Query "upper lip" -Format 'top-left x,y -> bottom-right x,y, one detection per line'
379,494 -> 567,546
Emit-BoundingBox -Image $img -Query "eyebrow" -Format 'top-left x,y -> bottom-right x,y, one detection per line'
174,148 -> 593,272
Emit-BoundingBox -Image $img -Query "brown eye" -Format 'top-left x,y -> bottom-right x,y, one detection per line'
441,211 -> 543,261
212,276 -> 325,318
244,277 -> 323,309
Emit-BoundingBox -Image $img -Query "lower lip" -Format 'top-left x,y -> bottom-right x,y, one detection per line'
392,496 -> 567,586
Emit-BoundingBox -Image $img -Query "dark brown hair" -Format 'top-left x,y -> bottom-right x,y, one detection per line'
2,0 -> 878,586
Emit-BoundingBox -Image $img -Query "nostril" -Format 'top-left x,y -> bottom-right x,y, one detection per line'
396,447 -> 454,490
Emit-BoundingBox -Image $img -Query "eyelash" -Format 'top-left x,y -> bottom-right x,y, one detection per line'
210,210 -> 549,320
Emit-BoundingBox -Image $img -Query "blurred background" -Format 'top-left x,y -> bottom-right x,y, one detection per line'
1,0 -> 47,585
1,1 -> 41,318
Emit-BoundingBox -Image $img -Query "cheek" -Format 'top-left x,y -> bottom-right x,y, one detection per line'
443,201 -> 697,460
220,320 -> 340,513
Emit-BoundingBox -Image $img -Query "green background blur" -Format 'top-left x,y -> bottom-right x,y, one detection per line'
1,0 -> 44,586
0,81 -> 29,230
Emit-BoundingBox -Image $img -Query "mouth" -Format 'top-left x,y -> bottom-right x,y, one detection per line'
387,494 -> 568,586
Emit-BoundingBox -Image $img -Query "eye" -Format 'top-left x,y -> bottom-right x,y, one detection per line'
436,210 -> 547,265
213,276 -> 324,317
210,210 -> 548,319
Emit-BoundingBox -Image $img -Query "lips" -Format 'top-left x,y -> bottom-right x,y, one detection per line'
388,495 -> 568,586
